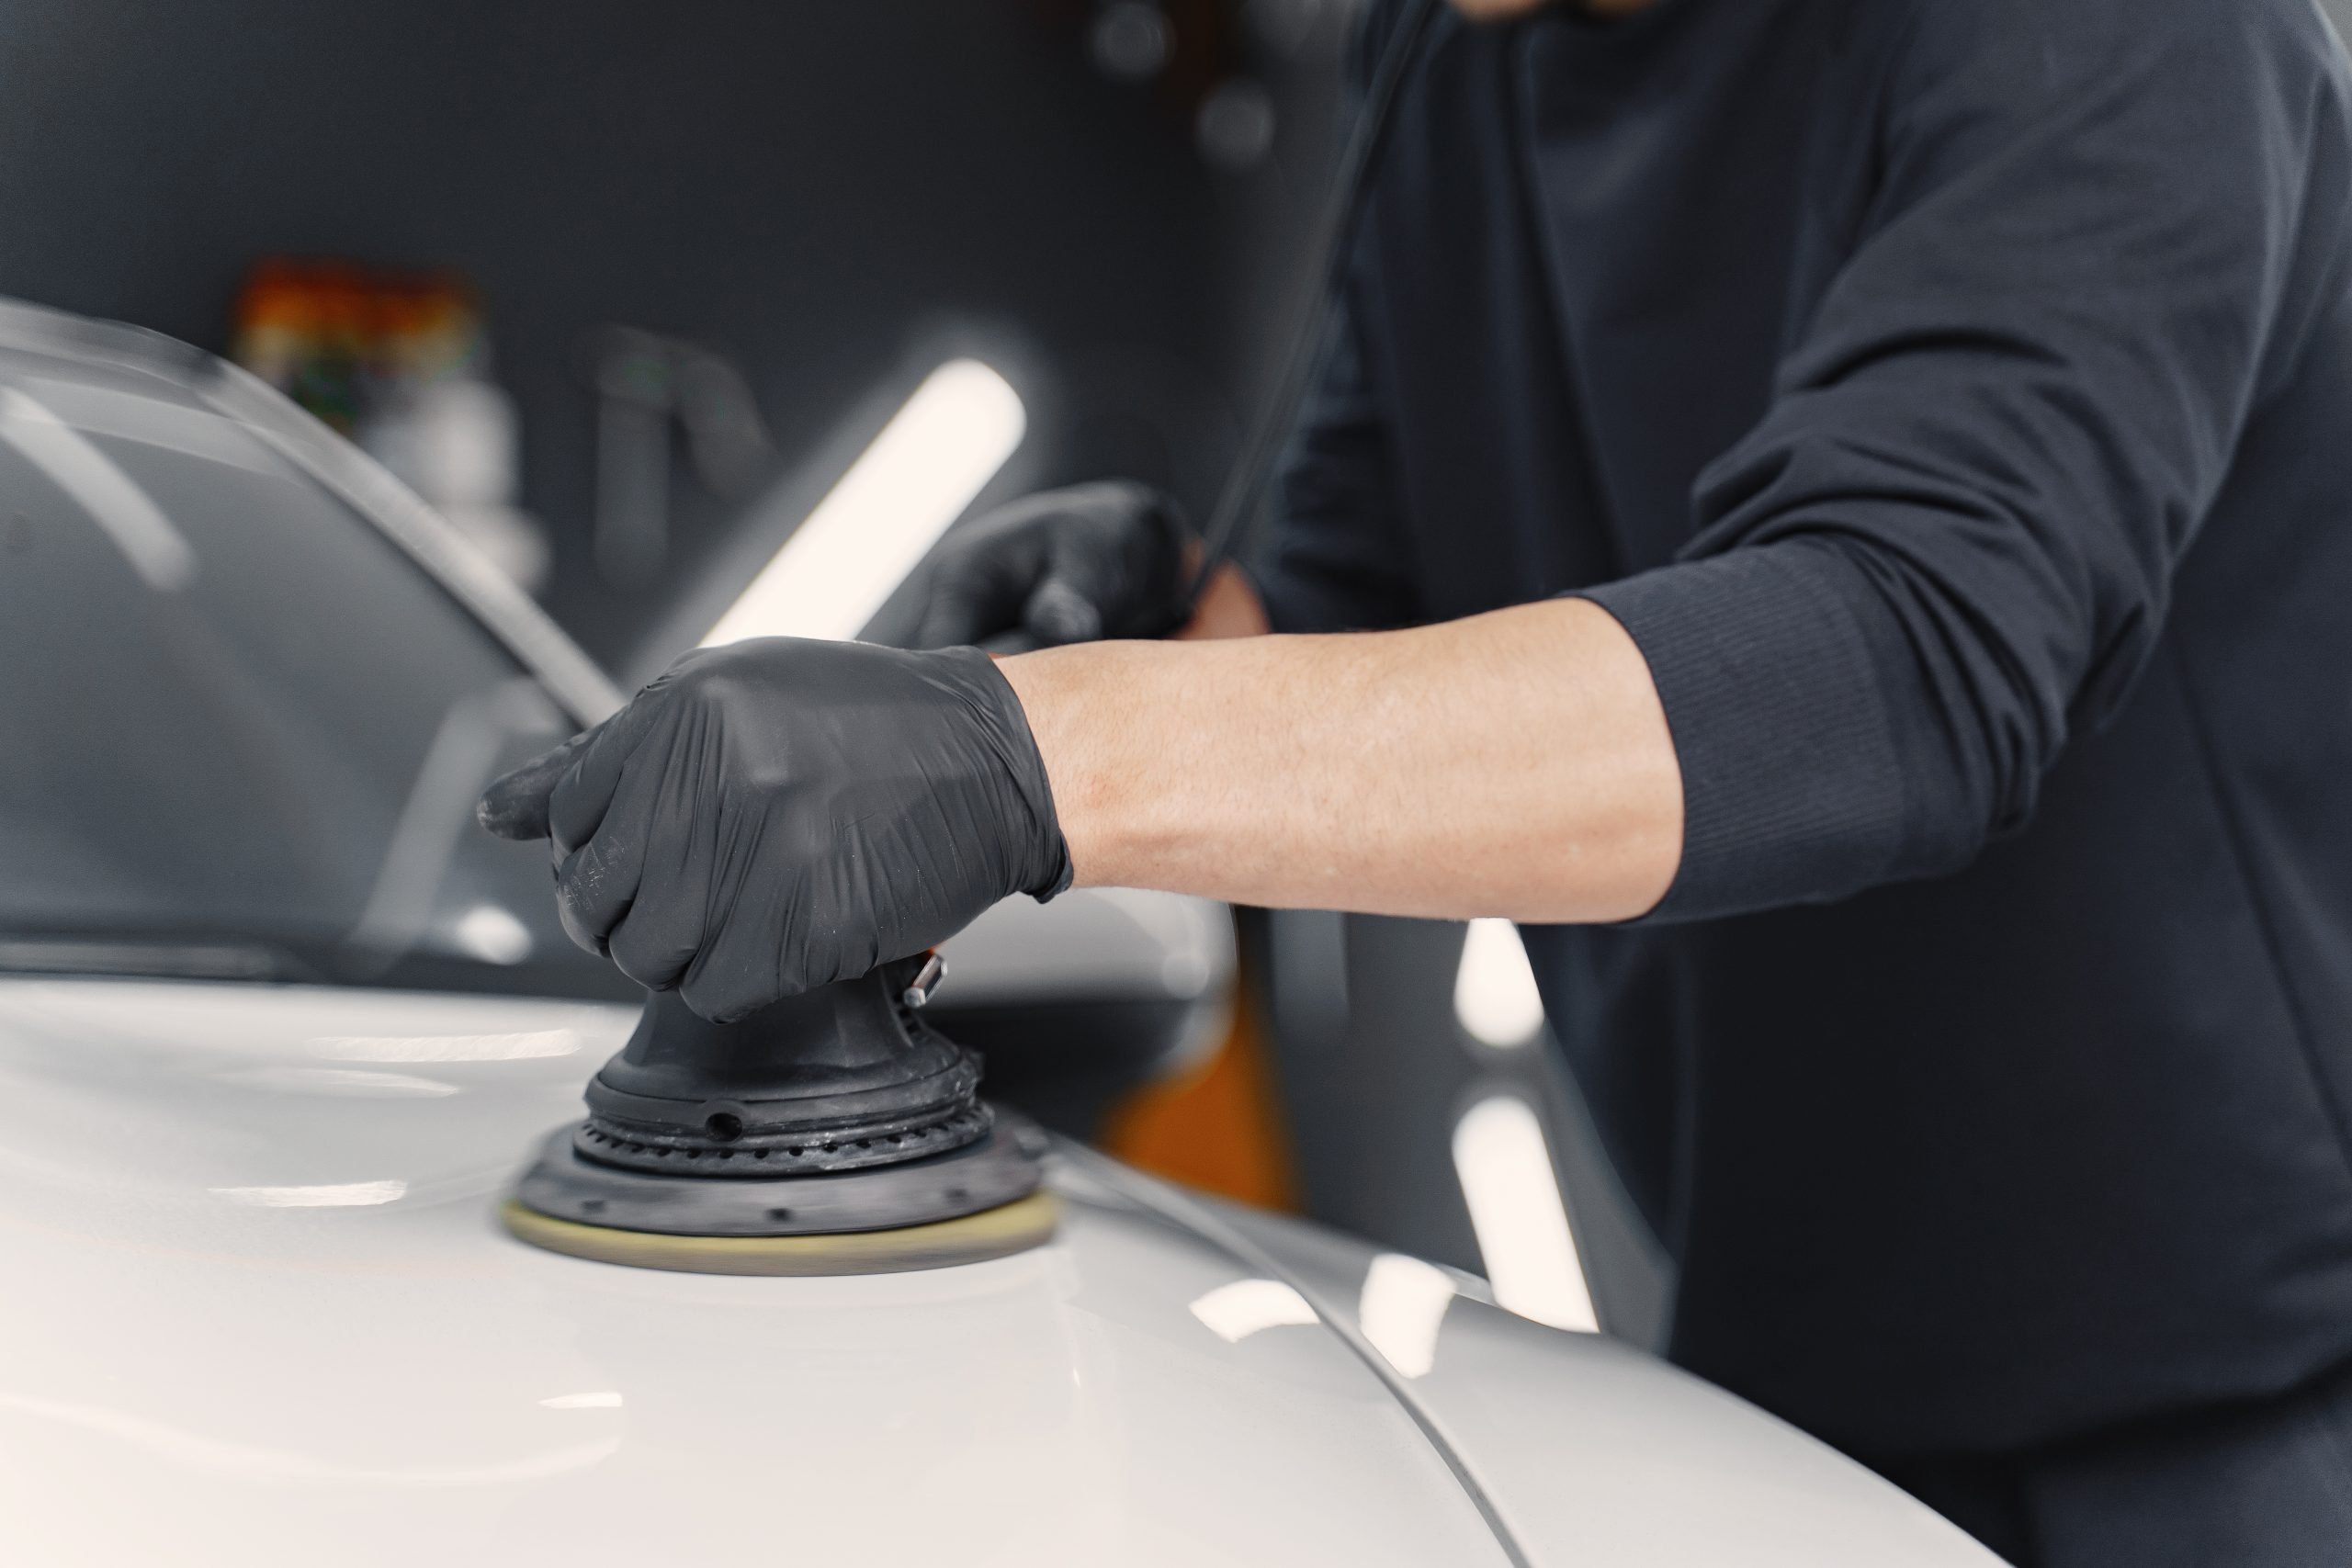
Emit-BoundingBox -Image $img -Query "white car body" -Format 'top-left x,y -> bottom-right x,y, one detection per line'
0,978 -> 1993,1567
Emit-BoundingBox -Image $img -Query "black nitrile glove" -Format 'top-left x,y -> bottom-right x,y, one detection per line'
881,479 -> 1195,650
476,637 -> 1071,1021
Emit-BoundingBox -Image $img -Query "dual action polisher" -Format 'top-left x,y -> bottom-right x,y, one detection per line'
502,952 -> 1055,1275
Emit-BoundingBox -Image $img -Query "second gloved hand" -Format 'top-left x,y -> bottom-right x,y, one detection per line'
884,479 -> 1195,650
475,638 -> 1071,1021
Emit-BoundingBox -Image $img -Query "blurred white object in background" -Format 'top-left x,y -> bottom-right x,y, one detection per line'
702,359 -> 1024,645
1197,78 -> 1278,170
1454,917 -> 1545,1048
367,375 -> 549,592
229,261 -> 551,594
1091,0 -> 1172,80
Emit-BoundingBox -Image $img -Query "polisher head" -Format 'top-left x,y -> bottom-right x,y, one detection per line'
503,954 -> 1056,1275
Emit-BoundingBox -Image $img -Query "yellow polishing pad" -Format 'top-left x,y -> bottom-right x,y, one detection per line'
501,1190 -> 1058,1277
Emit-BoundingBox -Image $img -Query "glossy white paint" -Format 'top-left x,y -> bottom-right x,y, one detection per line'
1208,1198 -> 2004,1568
0,978 -> 1998,1566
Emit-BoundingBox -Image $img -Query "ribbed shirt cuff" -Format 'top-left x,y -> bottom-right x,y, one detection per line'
1573,546 -> 1913,923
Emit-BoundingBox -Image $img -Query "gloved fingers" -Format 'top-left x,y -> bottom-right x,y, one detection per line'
605,901 -> 703,992
549,726 -> 676,955
910,567 -> 1032,650
1019,518 -> 1136,646
1019,575 -> 1105,646
553,833 -> 641,959
1020,494 -> 1188,644
601,792 -> 716,991
546,697 -> 659,857
677,875 -> 802,1022
476,725 -> 601,841
905,517 -> 1065,649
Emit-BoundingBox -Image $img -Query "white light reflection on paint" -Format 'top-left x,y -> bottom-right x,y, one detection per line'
218,1067 -> 459,1099
0,1391 -> 618,1486
210,1180 -> 408,1209
1358,1253 -> 1458,1379
1452,1096 -> 1598,1333
702,359 -> 1025,646
309,1030 -> 583,1064
1188,1278 -> 1319,1344
538,1392 -> 624,1409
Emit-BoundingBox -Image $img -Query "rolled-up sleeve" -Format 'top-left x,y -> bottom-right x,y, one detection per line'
1578,0 -> 2344,921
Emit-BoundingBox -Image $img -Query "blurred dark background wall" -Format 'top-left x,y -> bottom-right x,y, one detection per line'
0,0 -> 1350,668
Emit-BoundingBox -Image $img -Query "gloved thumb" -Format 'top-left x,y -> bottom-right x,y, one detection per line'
477,726 -> 598,841
1021,575 -> 1105,646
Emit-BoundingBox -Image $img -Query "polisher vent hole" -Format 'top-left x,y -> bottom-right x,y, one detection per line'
766,1207 -> 793,1222
581,1199 -> 607,1214
705,1113 -> 744,1142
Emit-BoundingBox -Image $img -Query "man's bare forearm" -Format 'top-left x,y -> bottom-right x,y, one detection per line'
997,595 -> 1684,922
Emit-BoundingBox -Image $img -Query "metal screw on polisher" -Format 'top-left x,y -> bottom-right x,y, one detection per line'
901,953 -> 946,1009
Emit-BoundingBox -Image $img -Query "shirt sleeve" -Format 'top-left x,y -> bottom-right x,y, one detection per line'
1577,0 -> 2349,922
1253,281 -> 1425,635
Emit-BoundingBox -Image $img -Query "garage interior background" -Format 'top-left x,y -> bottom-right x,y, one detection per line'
2,0 -> 2135,1343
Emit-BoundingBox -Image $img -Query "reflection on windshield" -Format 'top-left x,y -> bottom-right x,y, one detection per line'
0,347 -> 628,1000
0,386 -> 196,591
340,677 -> 560,975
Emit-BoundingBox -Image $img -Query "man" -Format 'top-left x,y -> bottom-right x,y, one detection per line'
482,0 -> 2352,1560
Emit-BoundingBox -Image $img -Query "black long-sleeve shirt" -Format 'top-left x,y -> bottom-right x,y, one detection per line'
1259,0 -> 2352,1453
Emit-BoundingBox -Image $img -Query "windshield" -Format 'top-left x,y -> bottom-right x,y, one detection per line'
0,339 -> 630,999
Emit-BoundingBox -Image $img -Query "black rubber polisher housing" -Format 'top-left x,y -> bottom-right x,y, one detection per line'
504,953 -> 1052,1273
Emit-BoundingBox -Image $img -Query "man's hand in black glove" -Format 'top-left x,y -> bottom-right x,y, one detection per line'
876,479 -> 1196,650
475,638 -> 1071,1021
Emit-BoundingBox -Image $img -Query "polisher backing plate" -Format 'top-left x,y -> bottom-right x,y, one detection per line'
500,1190 -> 1058,1277
501,1110 -> 1055,1275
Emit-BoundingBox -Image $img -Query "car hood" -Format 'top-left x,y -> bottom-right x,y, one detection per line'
0,978 -> 1994,1566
